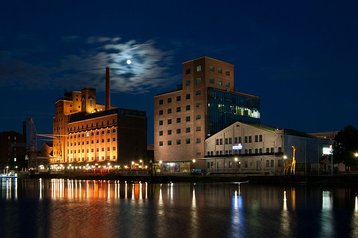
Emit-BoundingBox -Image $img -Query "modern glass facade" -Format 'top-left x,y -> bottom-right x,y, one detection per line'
207,87 -> 260,136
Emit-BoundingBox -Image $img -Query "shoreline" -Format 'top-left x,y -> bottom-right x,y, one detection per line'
21,173 -> 358,186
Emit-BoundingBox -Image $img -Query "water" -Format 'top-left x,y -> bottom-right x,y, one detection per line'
0,178 -> 357,238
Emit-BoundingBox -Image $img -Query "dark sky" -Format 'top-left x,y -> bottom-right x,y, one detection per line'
1,0 -> 357,144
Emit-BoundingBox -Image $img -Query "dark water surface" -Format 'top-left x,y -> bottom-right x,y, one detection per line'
0,178 -> 357,238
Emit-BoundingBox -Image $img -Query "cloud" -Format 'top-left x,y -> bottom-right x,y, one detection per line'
0,36 -> 176,93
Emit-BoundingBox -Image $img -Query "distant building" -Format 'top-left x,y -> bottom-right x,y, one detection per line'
309,131 -> 338,140
0,131 -> 27,170
204,121 -> 330,175
154,56 -> 260,171
51,68 -> 147,168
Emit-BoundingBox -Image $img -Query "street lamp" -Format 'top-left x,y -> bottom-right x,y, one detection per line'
283,155 -> 288,160
354,152 -> 358,158
192,159 -> 196,163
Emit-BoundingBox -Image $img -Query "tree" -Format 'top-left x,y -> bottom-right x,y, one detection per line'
333,125 -> 358,166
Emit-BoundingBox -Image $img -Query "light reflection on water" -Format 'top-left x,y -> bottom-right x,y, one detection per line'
0,179 -> 357,238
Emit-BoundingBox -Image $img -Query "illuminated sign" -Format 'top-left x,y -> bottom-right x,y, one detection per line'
232,143 -> 243,150
322,146 -> 333,155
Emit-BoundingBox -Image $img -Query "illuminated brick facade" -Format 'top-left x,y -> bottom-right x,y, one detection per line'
52,88 -> 147,167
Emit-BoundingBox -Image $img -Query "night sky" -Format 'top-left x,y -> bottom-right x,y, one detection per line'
1,0 -> 357,144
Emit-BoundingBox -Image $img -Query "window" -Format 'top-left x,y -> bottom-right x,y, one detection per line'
185,68 -> 191,74
168,130 -> 172,135
196,65 -> 202,72
218,80 -> 223,86
225,71 -> 230,76
229,138 -> 232,144
195,90 -> 201,96
186,94 -> 191,99
168,141 -> 172,145
216,139 -> 219,145
186,138 -> 190,144
218,68 -> 222,74
159,110 -> 163,115
186,116 -> 190,122
176,129 -> 181,134
196,115 -> 201,120
176,107 -> 181,112
271,160 -> 274,167
209,78 -> 215,84
255,148 -> 258,154
255,135 -> 258,142
209,66 -> 215,72
225,82 -> 230,88
186,127 -> 190,133
168,119 -> 172,125
196,102 -> 200,108
196,138 -> 201,144
159,120 -> 163,126
259,135 -> 263,142
195,78 -> 202,84
167,108 -> 172,114
159,131 -> 163,136
266,148 -> 270,153
234,137 -> 238,143
196,126 -> 201,131
185,80 -> 191,86
249,136 -> 252,143
159,141 -> 163,146
186,105 -> 190,111
159,99 -> 163,105
225,138 -> 228,144
266,160 -> 270,167
176,118 -> 181,123
167,98 -> 172,103
239,137 -> 242,143
219,139 -> 223,145
176,96 -> 181,101
176,139 -> 181,145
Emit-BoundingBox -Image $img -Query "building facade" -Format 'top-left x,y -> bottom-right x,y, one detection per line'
154,56 -> 260,169
0,131 -> 27,170
204,121 -> 330,175
51,69 -> 147,168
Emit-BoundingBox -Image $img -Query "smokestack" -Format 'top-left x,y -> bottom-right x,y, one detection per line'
105,67 -> 111,110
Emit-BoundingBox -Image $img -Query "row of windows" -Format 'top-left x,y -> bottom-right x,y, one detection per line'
185,65 -> 231,76
69,129 -> 116,139
68,120 -> 117,131
215,135 -> 263,145
207,159 -> 276,169
184,78 -> 230,88
158,94 -> 191,105
159,115 -> 201,126
159,126 -> 201,136
68,147 -> 116,154
207,147 -> 282,156
159,105 -> 191,115
159,138 -> 201,146
67,137 -> 116,146
68,156 -> 116,162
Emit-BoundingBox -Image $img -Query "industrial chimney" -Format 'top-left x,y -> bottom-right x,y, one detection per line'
105,67 -> 111,110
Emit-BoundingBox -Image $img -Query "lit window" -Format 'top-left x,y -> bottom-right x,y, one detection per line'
196,65 -> 202,72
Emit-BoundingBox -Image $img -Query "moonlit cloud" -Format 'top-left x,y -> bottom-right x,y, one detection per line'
0,36 -> 176,93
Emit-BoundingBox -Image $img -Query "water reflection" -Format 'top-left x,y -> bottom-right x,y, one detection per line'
0,178 -> 17,200
0,179 -> 357,238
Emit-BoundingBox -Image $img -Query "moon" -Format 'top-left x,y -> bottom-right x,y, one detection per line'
126,59 -> 132,65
